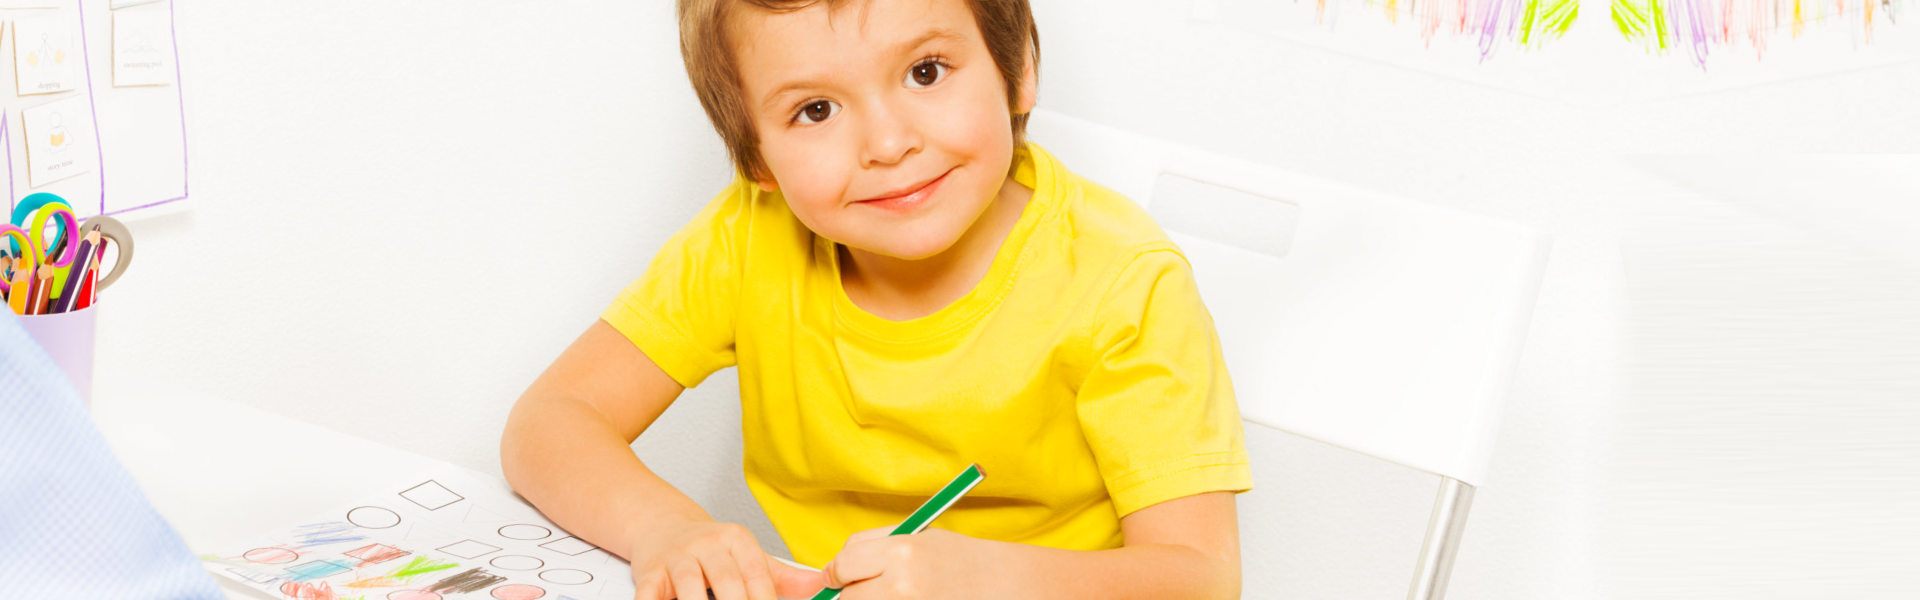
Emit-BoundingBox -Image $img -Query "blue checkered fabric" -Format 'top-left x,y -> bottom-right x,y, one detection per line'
0,311 -> 224,599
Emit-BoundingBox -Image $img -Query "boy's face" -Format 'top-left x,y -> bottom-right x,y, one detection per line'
734,0 -> 1034,260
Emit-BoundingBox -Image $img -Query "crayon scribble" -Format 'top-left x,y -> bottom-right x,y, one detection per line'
346,556 -> 460,588
293,521 -> 366,546
1311,0 -> 1580,59
279,580 -> 338,600
1614,0 -> 1913,65
427,567 -> 508,594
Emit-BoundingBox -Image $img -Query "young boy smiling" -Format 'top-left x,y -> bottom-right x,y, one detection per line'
501,1 -> 1252,598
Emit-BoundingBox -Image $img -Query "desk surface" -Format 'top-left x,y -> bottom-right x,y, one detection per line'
93,382 -> 457,599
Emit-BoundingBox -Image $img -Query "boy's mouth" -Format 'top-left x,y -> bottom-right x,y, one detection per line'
854,168 -> 953,212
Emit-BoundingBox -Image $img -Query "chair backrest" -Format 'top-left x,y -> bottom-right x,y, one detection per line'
1027,110 -> 1548,487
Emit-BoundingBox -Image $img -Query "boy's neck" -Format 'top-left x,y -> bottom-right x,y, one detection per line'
839,174 -> 1035,322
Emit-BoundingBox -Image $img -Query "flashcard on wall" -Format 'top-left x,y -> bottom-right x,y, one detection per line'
113,10 -> 174,87
13,17 -> 77,96
204,468 -> 643,600
23,95 -> 96,188
111,0 -> 166,7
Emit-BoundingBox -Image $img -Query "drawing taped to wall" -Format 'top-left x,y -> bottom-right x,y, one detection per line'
13,17 -> 77,96
205,468 -> 633,600
23,95 -> 97,190
112,9 -> 174,87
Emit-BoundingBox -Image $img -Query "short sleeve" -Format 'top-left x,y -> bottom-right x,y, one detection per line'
1078,248 -> 1253,517
600,179 -> 755,388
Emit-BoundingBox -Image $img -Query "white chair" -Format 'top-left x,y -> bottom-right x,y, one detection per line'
1028,110 -> 1550,600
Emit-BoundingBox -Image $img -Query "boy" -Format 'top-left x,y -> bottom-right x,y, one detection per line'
501,1 -> 1252,599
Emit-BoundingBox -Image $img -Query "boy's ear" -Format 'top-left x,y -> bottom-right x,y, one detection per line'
1014,44 -> 1037,115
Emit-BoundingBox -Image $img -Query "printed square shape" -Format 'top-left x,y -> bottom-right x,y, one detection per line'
13,16 -> 76,96
538,536 -> 597,556
225,567 -> 276,584
285,559 -> 354,581
22,95 -> 96,190
113,10 -> 174,87
436,539 -> 503,560
400,480 -> 465,510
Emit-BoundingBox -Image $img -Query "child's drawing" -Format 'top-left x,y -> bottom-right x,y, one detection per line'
12,18 -> 74,96
206,469 -> 630,600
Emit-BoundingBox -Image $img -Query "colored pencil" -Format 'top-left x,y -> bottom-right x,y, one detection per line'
26,265 -> 53,315
74,259 -> 96,311
50,228 -> 98,314
7,255 -> 33,315
808,464 -> 986,600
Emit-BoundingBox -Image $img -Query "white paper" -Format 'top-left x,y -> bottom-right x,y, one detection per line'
204,468 -> 641,600
113,10 -> 174,87
13,16 -> 78,96
22,95 -> 95,188
111,0 -> 165,8
0,1 -> 63,8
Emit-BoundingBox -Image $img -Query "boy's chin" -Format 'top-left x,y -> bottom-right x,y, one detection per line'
845,232 -> 965,262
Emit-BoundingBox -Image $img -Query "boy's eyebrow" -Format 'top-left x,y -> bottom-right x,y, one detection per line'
757,28 -> 968,113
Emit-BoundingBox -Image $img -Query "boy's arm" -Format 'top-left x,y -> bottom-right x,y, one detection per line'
501,320 -> 825,600
824,491 -> 1241,600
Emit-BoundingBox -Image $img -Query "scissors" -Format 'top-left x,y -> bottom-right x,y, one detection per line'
3,193 -> 135,300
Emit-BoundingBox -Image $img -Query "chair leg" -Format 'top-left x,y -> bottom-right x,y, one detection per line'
1407,477 -> 1476,600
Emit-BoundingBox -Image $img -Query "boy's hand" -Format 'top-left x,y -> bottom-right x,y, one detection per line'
823,527 -> 995,600
630,518 -> 827,600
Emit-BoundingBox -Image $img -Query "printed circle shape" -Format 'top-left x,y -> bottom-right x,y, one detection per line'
496,523 -> 553,540
490,584 -> 547,600
537,568 -> 593,585
243,547 -> 298,564
388,591 -> 442,600
347,506 -> 403,529
489,554 -> 545,571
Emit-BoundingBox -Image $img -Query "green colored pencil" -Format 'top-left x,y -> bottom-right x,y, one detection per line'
809,464 -> 986,600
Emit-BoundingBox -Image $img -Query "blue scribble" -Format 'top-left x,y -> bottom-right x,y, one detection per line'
293,521 -> 365,546
283,558 -> 354,581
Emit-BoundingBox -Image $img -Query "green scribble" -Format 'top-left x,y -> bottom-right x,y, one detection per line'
1518,0 -> 1581,46
1614,0 -> 1673,50
387,556 -> 459,581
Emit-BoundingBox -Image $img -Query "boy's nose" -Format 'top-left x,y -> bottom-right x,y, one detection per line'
857,100 -> 921,168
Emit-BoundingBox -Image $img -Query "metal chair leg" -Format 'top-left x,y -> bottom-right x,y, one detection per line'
1407,477 -> 1476,600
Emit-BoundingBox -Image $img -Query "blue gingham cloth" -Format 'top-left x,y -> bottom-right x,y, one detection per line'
0,311 -> 224,599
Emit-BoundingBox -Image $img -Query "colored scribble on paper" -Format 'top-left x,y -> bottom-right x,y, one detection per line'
1303,0 -> 1580,58
204,470 -> 632,600
1614,0 -> 1913,64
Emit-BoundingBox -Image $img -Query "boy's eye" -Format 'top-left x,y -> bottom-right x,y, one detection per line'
796,100 -> 839,125
905,61 -> 947,88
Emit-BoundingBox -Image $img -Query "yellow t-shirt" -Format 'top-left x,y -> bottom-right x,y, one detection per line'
602,143 -> 1251,567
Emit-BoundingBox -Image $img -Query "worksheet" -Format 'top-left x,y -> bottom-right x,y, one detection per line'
204,468 -> 638,600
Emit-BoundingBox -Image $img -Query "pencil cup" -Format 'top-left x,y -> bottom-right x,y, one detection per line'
18,305 -> 97,406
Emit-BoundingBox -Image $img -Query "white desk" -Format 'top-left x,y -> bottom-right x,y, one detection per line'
92,383 -> 468,600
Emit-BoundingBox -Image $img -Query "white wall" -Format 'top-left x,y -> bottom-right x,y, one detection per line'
92,1 -> 1917,599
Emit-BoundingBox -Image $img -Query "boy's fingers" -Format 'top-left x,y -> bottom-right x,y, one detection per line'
667,559 -> 706,600
769,558 -> 828,599
727,544 -> 777,600
822,541 -> 891,590
842,526 -> 893,547
698,549 -> 749,600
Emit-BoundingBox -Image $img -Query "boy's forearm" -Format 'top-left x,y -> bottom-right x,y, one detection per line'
991,539 -> 1240,600
500,394 -> 708,557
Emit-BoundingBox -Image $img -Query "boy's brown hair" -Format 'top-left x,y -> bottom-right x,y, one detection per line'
678,0 -> 1039,182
